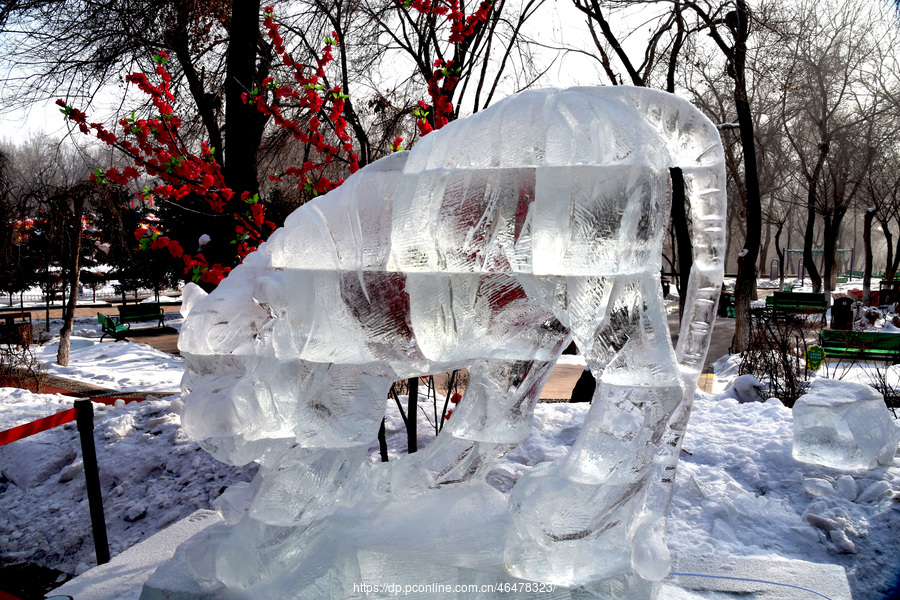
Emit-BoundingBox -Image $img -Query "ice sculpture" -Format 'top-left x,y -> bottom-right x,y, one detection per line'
793,378 -> 900,470
171,86 -> 726,598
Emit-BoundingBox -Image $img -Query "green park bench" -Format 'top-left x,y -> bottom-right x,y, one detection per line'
820,329 -> 900,364
117,302 -> 165,327
97,312 -> 129,342
765,291 -> 827,322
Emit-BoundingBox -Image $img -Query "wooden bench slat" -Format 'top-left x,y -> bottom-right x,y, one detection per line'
820,329 -> 900,363
764,292 -> 827,323
117,303 -> 165,327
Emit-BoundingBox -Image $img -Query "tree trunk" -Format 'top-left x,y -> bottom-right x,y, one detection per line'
378,418 -> 389,462
775,222 -> 785,288
863,208 -> 875,305
890,215 -> 900,282
822,208 -> 848,303
670,167 -> 691,322
724,203 -> 736,276
802,194 -> 820,291
58,198 -> 85,366
802,147 -> 828,293
880,216 -> 894,281
407,377 -> 418,454
223,0 -> 266,200
821,216 -> 837,306
758,219 -> 770,277
44,279 -> 51,333
730,0 -> 762,353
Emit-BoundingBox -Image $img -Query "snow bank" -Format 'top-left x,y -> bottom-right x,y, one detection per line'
0,390 -> 256,574
669,392 -> 900,598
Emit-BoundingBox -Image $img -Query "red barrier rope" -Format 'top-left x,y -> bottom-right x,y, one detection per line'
0,409 -> 77,446
0,397 -> 146,446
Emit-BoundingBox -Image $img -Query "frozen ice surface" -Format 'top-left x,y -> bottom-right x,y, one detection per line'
172,86 -> 726,597
793,378 -> 900,470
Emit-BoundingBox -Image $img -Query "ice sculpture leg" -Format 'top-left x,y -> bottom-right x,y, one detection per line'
181,359 -> 393,589
505,275 -> 684,583
389,354 -> 564,498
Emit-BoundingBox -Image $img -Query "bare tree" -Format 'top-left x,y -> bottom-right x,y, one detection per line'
776,0 -> 900,299
570,0 -> 688,88
861,145 -> 900,294
356,0 -> 551,124
0,0 -> 272,265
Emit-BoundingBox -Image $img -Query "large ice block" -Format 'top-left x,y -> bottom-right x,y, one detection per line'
169,86 -> 727,598
793,378 -> 900,470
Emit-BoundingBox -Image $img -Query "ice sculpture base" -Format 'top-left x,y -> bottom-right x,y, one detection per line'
134,516 -> 850,600
140,552 -> 853,600
141,543 -> 657,600
49,506 -> 854,600
50,510 -> 221,600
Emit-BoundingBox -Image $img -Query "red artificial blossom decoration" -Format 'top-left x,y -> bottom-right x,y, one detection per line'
246,7 -> 360,195
399,0 -> 494,136
59,2 -> 488,285
444,392 -> 462,420
56,44 -> 326,286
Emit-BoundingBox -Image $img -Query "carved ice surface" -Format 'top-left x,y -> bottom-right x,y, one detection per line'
793,378 -> 900,470
170,86 -> 726,598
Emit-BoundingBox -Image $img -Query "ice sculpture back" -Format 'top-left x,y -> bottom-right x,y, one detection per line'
171,86 -> 726,599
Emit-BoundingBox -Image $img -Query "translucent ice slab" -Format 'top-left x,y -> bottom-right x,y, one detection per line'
793,378 -> 900,470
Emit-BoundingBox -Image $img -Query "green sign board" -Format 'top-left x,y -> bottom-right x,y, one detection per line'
805,345 -> 825,370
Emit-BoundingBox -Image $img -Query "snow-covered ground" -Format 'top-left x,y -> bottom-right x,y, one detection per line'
34,337 -> 184,393
1,297 -> 899,598
0,390 -> 257,576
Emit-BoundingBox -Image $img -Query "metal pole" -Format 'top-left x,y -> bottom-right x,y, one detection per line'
75,399 -> 110,565
407,377 -> 418,454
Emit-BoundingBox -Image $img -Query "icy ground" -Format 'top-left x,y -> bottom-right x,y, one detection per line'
0,308 -> 898,598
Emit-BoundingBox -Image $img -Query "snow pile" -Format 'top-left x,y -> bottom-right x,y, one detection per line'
668,393 -> 900,598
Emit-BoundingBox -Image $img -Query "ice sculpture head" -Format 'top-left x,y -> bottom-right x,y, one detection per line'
176,86 -> 726,594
